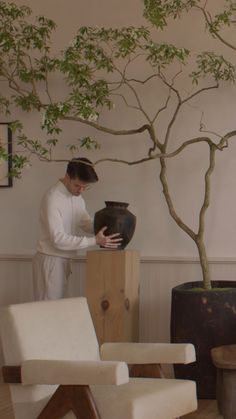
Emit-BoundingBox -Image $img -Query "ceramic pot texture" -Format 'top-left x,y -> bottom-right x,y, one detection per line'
171,280 -> 236,399
94,201 -> 136,249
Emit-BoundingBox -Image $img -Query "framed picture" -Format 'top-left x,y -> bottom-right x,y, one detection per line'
0,123 -> 13,187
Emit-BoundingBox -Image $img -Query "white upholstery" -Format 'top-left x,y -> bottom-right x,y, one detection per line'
91,378 -> 197,419
0,297 -> 100,363
100,342 -> 196,364
0,297 -> 197,419
21,359 -> 129,385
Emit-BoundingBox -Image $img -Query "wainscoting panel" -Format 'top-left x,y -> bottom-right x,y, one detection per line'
140,259 -> 199,343
139,258 -> 236,343
1,254 -> 236,369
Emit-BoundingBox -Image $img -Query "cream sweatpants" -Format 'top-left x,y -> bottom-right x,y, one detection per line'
32,252 -> 72,300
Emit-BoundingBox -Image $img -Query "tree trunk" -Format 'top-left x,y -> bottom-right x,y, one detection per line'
196,237 -> 211,290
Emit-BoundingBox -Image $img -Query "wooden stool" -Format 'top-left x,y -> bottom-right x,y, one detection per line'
211,344 -> 236,419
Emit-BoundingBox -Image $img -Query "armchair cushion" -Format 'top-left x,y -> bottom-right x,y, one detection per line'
21,359 -> 129,386
7,378 -> 197,419
91,377 -> 197,419
100,342 -> 196,364
0,297 -> 197,419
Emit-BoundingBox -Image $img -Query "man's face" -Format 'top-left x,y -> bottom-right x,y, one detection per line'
65,174 -> 91,196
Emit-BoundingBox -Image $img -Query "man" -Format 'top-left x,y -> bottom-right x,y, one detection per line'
32,157 -> 122,300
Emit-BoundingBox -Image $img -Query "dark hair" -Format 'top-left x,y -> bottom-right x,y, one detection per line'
66,158 -> 98,183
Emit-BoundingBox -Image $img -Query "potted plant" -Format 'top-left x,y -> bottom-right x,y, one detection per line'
1,0 -> 236,398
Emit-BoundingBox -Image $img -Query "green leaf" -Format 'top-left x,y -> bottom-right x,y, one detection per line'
79,136 -> 100,150
143,0 -> 197,28
191,52 -> 236,83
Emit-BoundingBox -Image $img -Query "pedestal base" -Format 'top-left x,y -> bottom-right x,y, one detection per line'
86,250 -> 140,344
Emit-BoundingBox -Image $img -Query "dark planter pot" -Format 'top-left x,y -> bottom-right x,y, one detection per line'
171,280 -> 236,399
94,201 -> 136,249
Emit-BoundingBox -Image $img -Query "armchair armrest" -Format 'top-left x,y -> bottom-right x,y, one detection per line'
21,359 -> 129,386
100,343 -> 196,365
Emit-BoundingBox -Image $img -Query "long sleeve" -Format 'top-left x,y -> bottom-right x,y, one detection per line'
45,200 -> 95,251
76,203 -> 94,235
37,181 -> 96,257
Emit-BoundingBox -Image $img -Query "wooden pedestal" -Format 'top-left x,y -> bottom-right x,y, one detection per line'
86,250 -> 140,344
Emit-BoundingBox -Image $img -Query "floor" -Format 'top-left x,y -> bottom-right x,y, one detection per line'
0,383 -> 223,419
183,399 -> 223,418
0,384 -> 14,419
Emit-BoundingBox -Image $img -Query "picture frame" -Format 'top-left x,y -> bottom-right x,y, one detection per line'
0,123 -> 13,187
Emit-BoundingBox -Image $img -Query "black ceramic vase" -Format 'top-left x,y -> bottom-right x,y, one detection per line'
94,201 -> 136,249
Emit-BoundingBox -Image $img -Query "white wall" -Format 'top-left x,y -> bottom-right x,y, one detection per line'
1,0 -> 236,268
3,253 -> 236,339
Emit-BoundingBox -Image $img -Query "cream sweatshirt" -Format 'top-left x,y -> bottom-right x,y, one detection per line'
36,180 -> 96,258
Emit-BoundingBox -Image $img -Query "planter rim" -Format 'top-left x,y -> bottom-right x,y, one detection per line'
172,280 -> 236,293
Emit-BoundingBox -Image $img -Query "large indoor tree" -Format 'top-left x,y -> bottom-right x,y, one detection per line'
1,0 -> 236,289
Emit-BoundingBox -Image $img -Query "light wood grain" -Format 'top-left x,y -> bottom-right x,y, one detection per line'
183,400 -> 223,418
86,250 -> 140,344
0,384 -> 14,419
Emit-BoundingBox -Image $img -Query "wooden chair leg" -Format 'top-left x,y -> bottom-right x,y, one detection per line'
37,384 -> 102,419
2,366 -> 102,419
129,363 -> 165,378
71,385 -> 102,419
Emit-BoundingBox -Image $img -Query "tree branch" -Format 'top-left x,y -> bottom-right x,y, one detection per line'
159,157 -> 197,241
197,144 -> 216,239
62,115 -> 153,137
196,4 -> 236,51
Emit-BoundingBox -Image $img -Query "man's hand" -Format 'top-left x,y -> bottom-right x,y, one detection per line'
95,226 -> 123,248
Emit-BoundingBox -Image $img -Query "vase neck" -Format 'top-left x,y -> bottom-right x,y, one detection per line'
105,201 -> 129,209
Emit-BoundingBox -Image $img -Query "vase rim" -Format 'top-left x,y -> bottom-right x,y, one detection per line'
105,200 -> 129,208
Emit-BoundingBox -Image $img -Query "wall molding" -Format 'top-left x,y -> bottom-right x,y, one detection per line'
1,253 -> 236,264
1,252 -> 236,364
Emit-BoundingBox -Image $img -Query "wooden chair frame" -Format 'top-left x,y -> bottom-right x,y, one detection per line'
2,363 -> 164,419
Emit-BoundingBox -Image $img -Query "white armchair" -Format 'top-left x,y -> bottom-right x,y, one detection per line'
0,297 -> 197,419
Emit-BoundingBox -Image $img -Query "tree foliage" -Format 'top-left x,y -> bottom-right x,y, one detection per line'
1,0 -> 236,287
